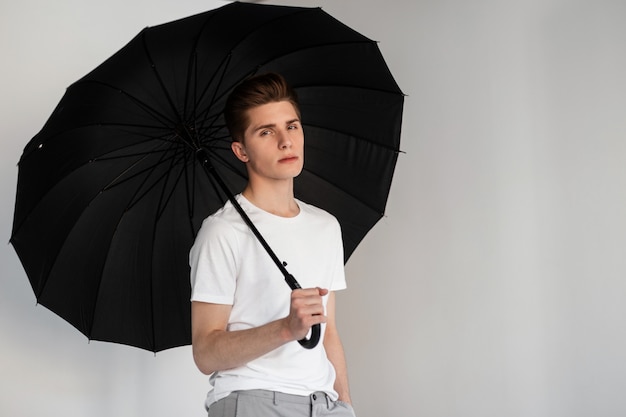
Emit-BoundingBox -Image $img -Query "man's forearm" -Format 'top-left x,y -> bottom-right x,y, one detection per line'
193,317 -> 293,375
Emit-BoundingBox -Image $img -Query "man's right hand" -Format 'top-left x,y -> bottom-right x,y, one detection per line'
284,287 -> 329,341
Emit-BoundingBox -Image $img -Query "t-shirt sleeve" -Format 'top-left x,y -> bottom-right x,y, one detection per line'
189,216 -> 239,305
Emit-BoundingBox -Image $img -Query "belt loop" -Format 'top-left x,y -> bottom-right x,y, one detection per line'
273,391 -> 278,406
326,393 -> 332,409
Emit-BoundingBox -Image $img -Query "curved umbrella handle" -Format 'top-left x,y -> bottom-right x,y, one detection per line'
285,273 -> 321,349
298,324 -> 321,349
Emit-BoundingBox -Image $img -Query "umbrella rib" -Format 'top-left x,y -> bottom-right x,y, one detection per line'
187,26 -> 234,145
190,41 -> 392,136
105,148 -> 187,212
140,31 -> 184,127
12,129 -> 180,239
95,147 -> 172,162
207,150 -> 249,185
304,123 -> 402,153
185,7 -> 333,135
154,149 -> 189,222
189,2 -> 283,110
295,78 -> 406,99
22,122 -> 173,162
193,55 -> 234,145
147,145 -> 188,351
29,141 -> 183,308
244,38 -> 404,94
184,148 -> 199,238
300,165 -> 393,217
85,141 -> 184,350
182,147 -> 229,241
75,80 -> 177,129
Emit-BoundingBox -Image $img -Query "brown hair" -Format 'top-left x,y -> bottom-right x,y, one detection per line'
224,73 -> 301,142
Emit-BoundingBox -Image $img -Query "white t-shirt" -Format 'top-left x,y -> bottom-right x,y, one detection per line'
189,194 -> 346,407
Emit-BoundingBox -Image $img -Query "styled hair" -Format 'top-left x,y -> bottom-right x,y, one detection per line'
224,73 -> 301,142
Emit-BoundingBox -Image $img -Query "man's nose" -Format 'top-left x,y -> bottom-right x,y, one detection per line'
278,131 -> 292,149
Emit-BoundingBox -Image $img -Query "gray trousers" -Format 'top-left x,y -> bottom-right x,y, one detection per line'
208,390 -> 356,417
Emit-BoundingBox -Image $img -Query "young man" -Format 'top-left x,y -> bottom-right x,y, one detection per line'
189,73 -> 355,417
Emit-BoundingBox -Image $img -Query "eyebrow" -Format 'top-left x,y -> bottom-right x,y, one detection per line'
252,119 -> 301,132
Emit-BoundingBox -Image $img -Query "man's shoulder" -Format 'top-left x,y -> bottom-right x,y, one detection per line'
297,199 -> 339,225
198,200 -> 246,238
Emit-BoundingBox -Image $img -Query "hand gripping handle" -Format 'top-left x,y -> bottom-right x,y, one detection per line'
285,273 -> 321,349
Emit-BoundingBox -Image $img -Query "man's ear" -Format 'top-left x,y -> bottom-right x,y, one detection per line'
231,141 -> 249,162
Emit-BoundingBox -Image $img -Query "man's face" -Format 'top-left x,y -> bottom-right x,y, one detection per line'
232,100 -> 304,183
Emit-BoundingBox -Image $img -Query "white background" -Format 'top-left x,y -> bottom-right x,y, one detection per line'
2,0 -> 626,416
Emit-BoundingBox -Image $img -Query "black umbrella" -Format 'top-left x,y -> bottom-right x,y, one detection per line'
10,2 -> 404,352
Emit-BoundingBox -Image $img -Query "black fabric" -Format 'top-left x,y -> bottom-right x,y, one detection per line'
11,2 -> 404,352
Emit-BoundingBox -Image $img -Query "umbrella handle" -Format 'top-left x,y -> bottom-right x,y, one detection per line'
299,324 -> 321,349
285,273 -> 321,349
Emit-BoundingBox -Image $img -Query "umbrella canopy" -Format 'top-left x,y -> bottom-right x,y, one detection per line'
10,2 -> 404,352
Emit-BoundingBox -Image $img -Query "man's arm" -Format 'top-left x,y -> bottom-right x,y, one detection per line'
191,288 -> 329,375
323,291 -> 352,404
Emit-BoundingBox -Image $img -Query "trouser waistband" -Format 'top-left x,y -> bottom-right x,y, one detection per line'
234,389 -> 331,406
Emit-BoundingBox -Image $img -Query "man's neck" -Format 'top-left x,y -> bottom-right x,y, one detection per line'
242,180 -> 299,218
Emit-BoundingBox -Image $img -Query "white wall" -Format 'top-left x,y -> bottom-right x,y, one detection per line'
2,1 -> 625,416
